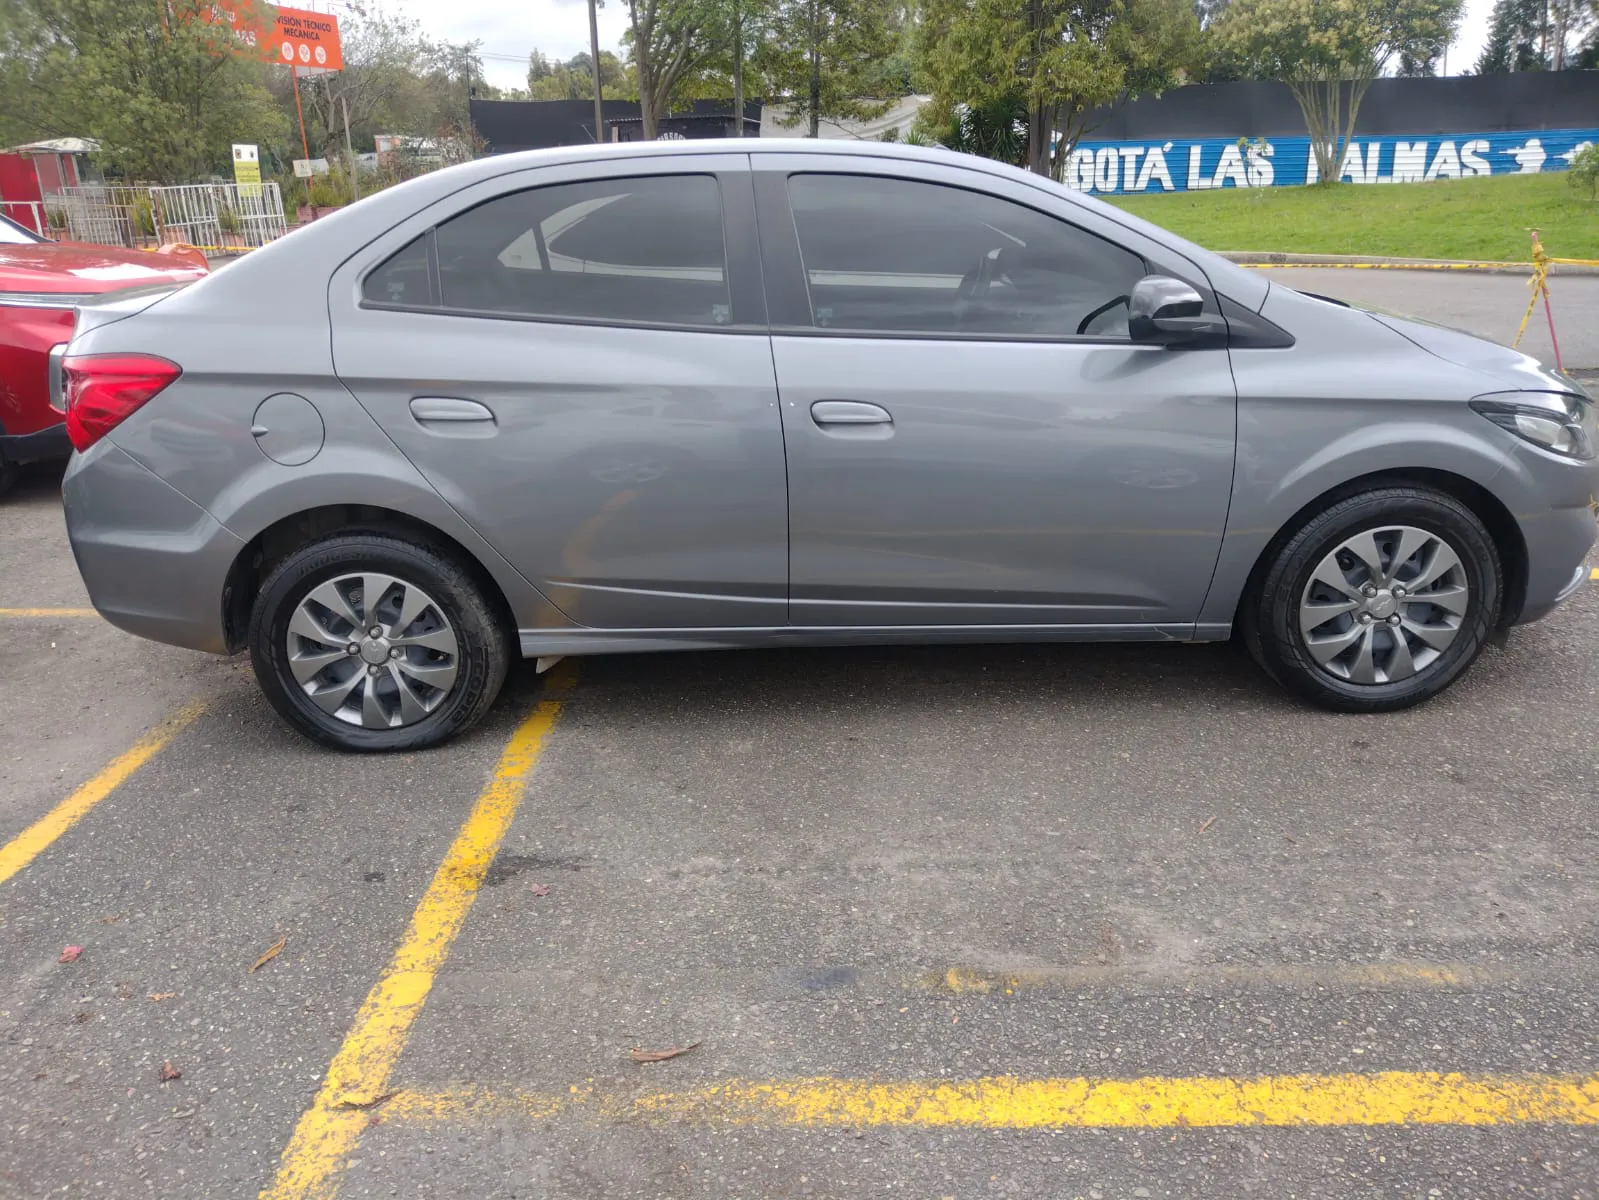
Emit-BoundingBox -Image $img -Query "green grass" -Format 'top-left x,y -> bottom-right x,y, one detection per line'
1106,172 -> 1599,263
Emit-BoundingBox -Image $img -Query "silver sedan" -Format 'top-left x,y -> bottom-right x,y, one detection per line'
60,141 -> 1598,750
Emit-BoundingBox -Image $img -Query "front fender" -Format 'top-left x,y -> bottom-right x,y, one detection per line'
1200,408 -> 1515,630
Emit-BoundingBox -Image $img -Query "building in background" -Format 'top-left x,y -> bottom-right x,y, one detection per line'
0,138 -> 100,233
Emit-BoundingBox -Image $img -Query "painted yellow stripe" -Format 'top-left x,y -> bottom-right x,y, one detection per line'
0,607 -> 98,618
931,961 -> 1489,994
386,1071 -> 1599,1130
0,701 -> 205,886
261,672 -> 574,1200
1590,567 -> 1599,580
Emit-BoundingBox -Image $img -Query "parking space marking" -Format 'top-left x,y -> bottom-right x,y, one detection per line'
0,607 -> 98,618
261,669 -> 576,1200
930,961 -> 1507,993
0,700 -> 205,886
383,1070 -> 1599,1130
1591,567 -> 1599,580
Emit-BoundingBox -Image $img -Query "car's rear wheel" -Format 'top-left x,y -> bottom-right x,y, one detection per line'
0,463 -> 16,498
1245,486 -> 1501,712
248,534 -> 509,751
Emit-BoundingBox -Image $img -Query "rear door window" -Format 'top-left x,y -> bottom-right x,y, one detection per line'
429,174 -> 731,328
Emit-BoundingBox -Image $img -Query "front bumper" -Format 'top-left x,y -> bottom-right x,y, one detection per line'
63,442 -> 243,654
1513,503 -> 1596,624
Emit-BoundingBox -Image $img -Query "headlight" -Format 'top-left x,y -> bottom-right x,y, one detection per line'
1470,392 -> 1597,461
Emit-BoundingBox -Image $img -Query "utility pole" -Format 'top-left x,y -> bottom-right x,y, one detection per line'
342,92 -> 359,202
588,0 -> 606,143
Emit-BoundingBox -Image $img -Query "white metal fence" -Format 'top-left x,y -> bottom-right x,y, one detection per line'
47,182 -> 287,254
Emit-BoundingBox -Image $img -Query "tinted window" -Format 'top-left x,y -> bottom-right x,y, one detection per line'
364,234 -> 433,307
787,174 -> 1146,338
431,174 -> 730,327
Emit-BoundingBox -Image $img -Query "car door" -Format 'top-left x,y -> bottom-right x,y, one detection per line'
328,154 -> 787,630
752,155 -> 1238,633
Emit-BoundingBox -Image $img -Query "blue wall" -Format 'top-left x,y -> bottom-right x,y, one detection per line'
1063,128 -> 1598,195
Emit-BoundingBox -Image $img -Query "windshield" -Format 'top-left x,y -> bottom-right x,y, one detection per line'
0,213 -> 45,245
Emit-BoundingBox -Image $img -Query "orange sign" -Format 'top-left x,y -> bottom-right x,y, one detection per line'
269,5 -> 342,71
209,2 -> 343,71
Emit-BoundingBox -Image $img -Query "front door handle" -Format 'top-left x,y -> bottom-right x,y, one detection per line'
410,396 -> 496,424
810,400 -> 892,426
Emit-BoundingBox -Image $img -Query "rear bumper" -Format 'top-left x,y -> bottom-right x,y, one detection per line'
0,420 -> 69,466
63,442 -> 242,654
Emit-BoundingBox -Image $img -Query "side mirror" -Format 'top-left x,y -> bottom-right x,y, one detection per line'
1129,275 -> 1225,347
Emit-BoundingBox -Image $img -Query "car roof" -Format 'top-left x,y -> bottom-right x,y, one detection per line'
182,137 -> 1269,316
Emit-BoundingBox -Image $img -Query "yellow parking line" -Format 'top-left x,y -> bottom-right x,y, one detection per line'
1590,567 -> 1599,580
930,961 -> 1494,993
385,1070 -> 1599,1130
0,701 -> 206,886
0,607 -> 98,618
261,669 -> 575,1200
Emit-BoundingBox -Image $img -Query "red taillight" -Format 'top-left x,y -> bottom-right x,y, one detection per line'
62,354 -> 181,453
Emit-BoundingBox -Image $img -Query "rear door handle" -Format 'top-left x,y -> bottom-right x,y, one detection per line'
810,400 -> 892,426
410,396 -> 495,424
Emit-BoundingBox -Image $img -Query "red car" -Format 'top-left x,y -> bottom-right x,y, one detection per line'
0,212 -> 207,494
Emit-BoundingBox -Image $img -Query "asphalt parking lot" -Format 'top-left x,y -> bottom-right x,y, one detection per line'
4,277 -> 1599,1198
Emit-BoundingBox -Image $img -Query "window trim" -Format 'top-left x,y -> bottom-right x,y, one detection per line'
356,168 -> 768,334
755,167 -> 1225,347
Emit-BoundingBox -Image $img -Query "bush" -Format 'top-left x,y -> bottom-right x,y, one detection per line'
306,170 -> 350,209
1568,143 -> 1599,201
216,202 -> 240,234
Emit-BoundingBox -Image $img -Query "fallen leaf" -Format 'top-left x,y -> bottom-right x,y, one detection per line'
149,992 -> 177,1002
114,981 -> 134,1000
528,883 -> 551,897
59,946 -> 83,964
250,933 -> 288,973
73,1011 -> 94,1024
1198,815 -> 1218,835
629,1041 -> 702,1063
158,1061 -> 181,1083
96,912 -> 126,925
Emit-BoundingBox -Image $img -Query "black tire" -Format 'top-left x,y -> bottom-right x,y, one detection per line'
1245,486 -> 1501,713
248,534 -> 509,752
0,463 -> 16,499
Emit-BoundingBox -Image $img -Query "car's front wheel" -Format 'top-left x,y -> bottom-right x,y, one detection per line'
1246,486 -> 1502,713
248,534 -> 509,751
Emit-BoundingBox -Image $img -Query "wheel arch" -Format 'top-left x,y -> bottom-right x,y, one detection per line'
222,504 -> 520,655
1233,468 -> 1528,631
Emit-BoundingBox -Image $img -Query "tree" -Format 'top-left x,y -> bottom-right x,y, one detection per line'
1568,140 -> 1599,199
624,0 -> 731,138
1546,0 -> 1596,68
0,0 -> 287,182
917,93 -> 1029,165
526,49 -> 632,100
754,0 -> 899,137
917,0 -> 1198,177
296,10 -> 448,161
1211,0 -> 1462,186
1474,0 -> 1550,71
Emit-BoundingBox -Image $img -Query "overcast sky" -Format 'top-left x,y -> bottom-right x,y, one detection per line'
347,0 -> 1499,94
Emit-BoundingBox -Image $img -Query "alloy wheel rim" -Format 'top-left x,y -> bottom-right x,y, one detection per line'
286,573 -> 460,728
1298,525 -> 1470,685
